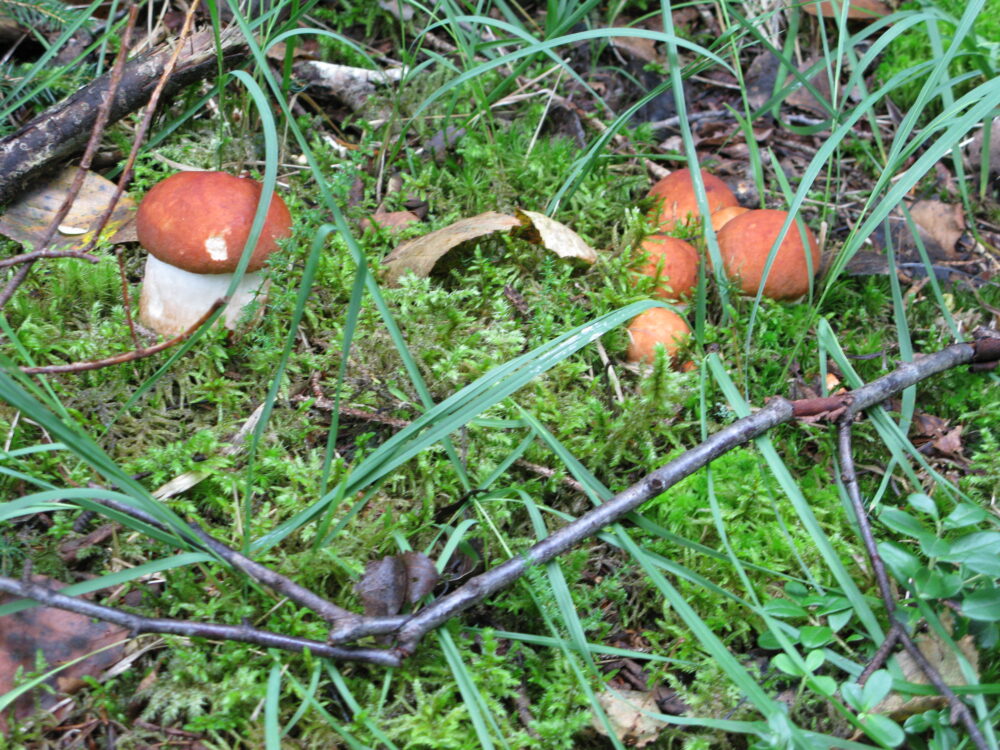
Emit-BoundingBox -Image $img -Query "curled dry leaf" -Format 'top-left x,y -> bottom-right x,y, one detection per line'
382,211 -> 520,285
592,689 -> 666,747
355,551 -> 439,617
382,209 -> 595,285
797,0 -> 891,21
0,576 -> 129,732
515,209 -> 597,264
0,166 -> 137,251
909,200 -> 965,259
871,623 -> 979,721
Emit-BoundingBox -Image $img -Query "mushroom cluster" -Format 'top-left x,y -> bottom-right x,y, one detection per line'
135,171 -> 293,337
625,166 -> 821,366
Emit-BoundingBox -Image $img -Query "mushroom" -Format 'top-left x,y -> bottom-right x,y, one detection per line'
632,235 -> 699,301
715,209 -> 819,300
626,307 -> 691,364
709,205 -> 749,232
135,171 -> 293,337
647,168 -> 739,232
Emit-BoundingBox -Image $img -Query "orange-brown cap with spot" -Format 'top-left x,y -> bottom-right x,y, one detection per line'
136,171 -> 292,274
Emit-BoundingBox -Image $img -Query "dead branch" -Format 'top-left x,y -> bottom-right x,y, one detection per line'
837,418 -> 987,749
0,575 -> 399,667
0,25 -> 249,208
0,250 -> 100,268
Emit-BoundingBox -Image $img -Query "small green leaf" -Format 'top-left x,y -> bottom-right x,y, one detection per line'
863,714 -> 904,747
940,532 -> 1000,576
758,629 -> 782,650
803,649 -> 825,673
912,568 -> 963,600
840,681 -> 864,711
811,675 -> 837,697
772,653 -> 803,677
962,588 -> 1000,622
800,626 -> 834,649
862,670 -> 894,709
828,609 -> 853,633
880,507 -> 930,538
917,535 -> 951,559
764,599 -> 809,619
907,493 -> 938,518
878,541 -> 922,580
942,503 -> 987,530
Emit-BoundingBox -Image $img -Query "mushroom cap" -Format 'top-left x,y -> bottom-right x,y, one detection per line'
709,205 -> 749,233
716,209 -> 820,300
647,168 -> 739,232
136,171 -> 292,274
632,235 -> 699,301
626,307 -> 691,363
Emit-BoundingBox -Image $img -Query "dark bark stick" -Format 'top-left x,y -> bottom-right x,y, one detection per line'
330,339 -> 989,649
0,25 -> 249,208
0,576 -> 399,667
88,495 -> 362,630
837,418 -> 987,749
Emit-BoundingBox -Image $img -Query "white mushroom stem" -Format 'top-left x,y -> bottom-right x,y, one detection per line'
138,254 -> 266,337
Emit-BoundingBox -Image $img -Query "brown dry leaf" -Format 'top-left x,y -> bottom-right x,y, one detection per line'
785,58 -> 833,117
610,36 -> 660,64
382,211 -> 520,284
0,166 -> 136,251
361,210 -> 422,234
354,552 -> 439,617
0,576 -> 129,732
909,200 -> 965,258
592,689 -> 666,747
798,0 -> 891,21
516,209 -> 597,264
872,625 -> 979,721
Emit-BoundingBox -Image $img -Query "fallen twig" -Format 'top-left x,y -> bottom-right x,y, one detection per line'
0,575 -> 399,667
19,298 -> 225,375
838,416 -> 987,749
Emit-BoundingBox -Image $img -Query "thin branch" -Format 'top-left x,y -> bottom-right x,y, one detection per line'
838,418 -> 987,749
87,495 -> 362,631
19,298 -> 225,375
0,250 -> 100,268
0,575 -> 399,667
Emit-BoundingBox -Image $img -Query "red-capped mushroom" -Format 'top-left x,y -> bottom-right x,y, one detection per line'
647,168 -> 739,232
709,205 -> 749,233
626,307 -> 691,364
632,235 -> 699,301
716,209 -> 820,300
136,171 -> 292,336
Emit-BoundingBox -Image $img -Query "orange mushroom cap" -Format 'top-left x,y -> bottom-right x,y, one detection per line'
647,168 -> 739,232
709,205 -> 749,233
633,235 -> 699,301
716,209 -> 820,300
136,171 -> 292,275
626,307 -> 691,364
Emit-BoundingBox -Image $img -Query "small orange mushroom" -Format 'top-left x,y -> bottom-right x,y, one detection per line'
632,235 -> 699,301
626,307 -> 691,364
647,168 -> 739,232
709,205 -> 749,233
716,209 -> 820,300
